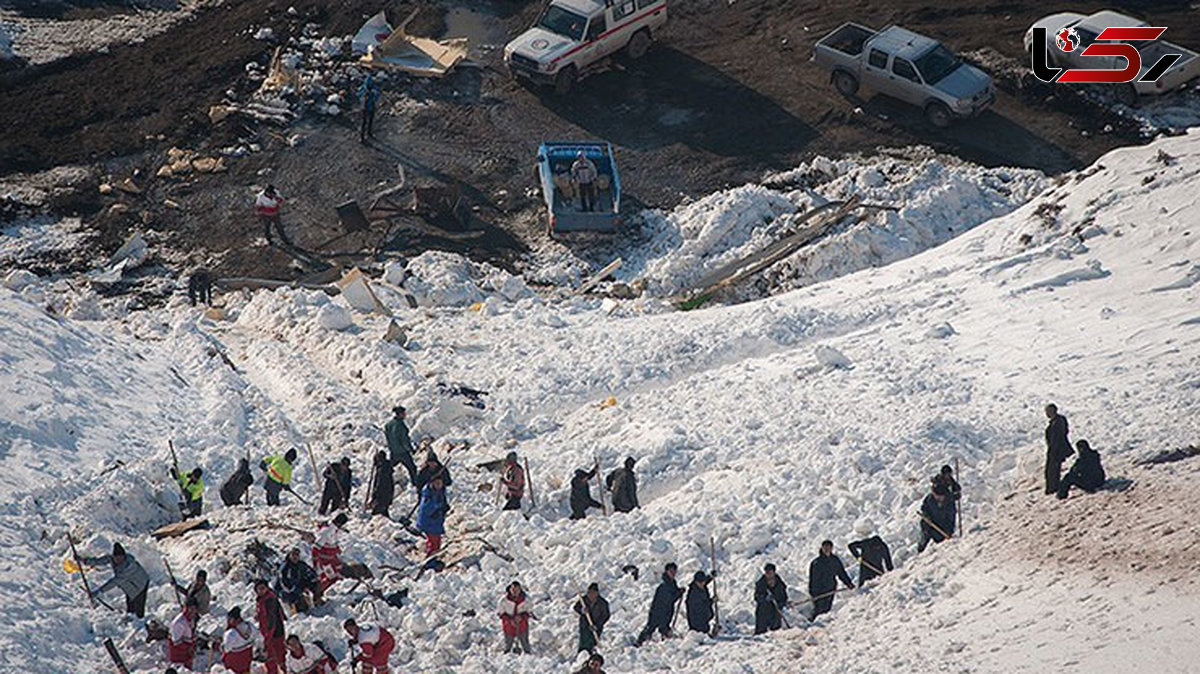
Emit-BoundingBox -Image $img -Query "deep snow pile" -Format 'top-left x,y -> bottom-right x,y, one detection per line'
1,130 -> 1199,673
528,148 -> 1046,300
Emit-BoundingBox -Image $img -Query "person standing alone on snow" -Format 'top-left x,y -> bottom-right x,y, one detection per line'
635,562 -> 682,645
416,474 -> 448,555
81,542 -> 150,618
500,452 -> 525,511
385,405 -> 418,485
1044,403 -> 1073,495
499,581 -> 534,654
606,457 -> 639,513
808,540 -> 854,619
754,563 -> 788,634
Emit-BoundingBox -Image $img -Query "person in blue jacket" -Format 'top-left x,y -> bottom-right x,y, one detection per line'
416,475 -> 448,556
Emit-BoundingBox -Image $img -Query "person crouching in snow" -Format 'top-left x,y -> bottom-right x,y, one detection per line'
221,607 -> 254,674
278,548 -> 322,613
167,598 -> 199,668
416,474 -> 448,555
285,635 -> 337,674
499,581 -> 534,654
343,619 -> 395,674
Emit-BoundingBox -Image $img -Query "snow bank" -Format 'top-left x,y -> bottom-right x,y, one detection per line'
401,251 -> 532,307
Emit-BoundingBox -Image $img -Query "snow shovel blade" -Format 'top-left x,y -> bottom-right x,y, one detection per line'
64,558 -> 80,573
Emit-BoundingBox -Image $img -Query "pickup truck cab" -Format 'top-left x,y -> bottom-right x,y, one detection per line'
813,24 -> 995,127
1024,10 -> 1200,105
505,0 -> 668,94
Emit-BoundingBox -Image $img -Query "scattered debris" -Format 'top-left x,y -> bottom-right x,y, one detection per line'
361,10 -> 468,78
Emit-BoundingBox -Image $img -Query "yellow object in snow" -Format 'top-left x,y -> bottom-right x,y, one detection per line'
63,558 -> 80,574
599,396 -> 618,409
469,302 -> 484,312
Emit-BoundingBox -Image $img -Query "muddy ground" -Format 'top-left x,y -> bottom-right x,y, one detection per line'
1,0 -> 1197,278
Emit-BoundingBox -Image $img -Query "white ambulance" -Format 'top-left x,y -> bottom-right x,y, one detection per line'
504,0 -> 668,94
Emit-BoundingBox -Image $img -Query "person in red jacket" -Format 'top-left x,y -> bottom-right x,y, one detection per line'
500,452 -> 525,511
254,185 -> 290,245
255,579 -> 287,674
221,606 -> 254,674
343,618 -> 395,673
285,635 -> 338,673
498,581 -> 533,654
167,599 -> 199,667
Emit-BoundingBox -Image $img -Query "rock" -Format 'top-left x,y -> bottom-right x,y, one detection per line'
316,304 -> 353,331
254,27 -> 275,41
3,269 -> 38,291
926,322 -> 955,339
814,345 -> 852,370
383,260 -> 406,287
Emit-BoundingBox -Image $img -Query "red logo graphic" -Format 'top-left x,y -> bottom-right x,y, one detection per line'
1056,27 -> 1079,52
1030,25 -> 1182,85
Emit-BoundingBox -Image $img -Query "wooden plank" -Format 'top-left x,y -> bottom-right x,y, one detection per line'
151,519 -> 211,540
577,258 -> 623,295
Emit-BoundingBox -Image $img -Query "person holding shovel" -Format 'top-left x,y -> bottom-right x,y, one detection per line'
847,522 -> 894,587
918,483 -> 957,552
80,542 -> 150,618
573,582 -> 610,653
808,540 -> 855,619
635,563 -> 682,646
753,563 -> 788,634
261,449 -> 298,506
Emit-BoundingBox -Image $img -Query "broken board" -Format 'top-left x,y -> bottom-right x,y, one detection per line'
151,518 -> 211,540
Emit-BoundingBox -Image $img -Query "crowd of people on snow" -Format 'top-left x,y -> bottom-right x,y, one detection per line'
76,401 -> 1108,671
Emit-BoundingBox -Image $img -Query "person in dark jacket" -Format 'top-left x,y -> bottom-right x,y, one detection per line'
1058,439 -> 1106,499
754,563 -> 788,634
175,569 -> 212,616
385,405 -> 418,484
416,475 -> 449,556
81,542 -> 151,617
318,458 -> 352,515
574,583 -> 610,653
369,451 -> 395,518
254,580 -> 286,674
1044,403 -> 1073,495
686,571 -> 715,634
277,548 -> 321,614
808,540 -> 854,619
918,484 -> 957,552
574,652 -> 606,674
847,534 -> 893,587
413,451 -> 453,492
605,457 -> 639,513
569,467 -> 602,520
220,458 -> 255,506
931,465 -> 961,501
635,563 -> 682,646
500,452 -> 525,511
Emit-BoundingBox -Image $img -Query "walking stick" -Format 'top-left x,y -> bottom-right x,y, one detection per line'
594,455 -> 608,516
363,461 -> 377,514
955,457 -> 964,538
710,536 -> 720,636
305,443 -> 321,500
918,512 -> 953,541
524,458 -> 537,508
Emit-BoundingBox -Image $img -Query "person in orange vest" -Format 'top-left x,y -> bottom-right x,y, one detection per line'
254,185 -> 290,245
221,606 -> 254,674
261,449 -> 298,506
501,452 -> 525,511
312,513 -> 347,592
167,598 -> 199,668
343,619 -> 396,674
255,579 -> 287,674
285,635 -> 338,673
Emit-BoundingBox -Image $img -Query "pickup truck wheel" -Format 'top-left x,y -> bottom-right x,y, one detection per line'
1115,83 -> 1138,107
833,70 -> 859,97
924,102 -> 953,128
625,29 -> 651,61
554,66 -> 577,95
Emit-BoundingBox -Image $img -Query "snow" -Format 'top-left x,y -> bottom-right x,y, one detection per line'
1,131 -> 1199,673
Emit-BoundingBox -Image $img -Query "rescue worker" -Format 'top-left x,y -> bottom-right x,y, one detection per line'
278,548 -> 321,614
81,542 -> 150,618
220,458 -> 254,506
176,568 -> 212,616
416,475 -> 448,555
574,653 -> 606,674
754,563 -> 788,634
167,598 -> 200,669
255,185 -> 289,245
931,464 -> 961,501
285,635 -> 337,674
172,467 -> 204,519
571,151 -> 599,212
808,540 -> 855,619
344,619 -> 396,674
222,607 -> 254,674
358,73 -> 381,143
498,581 -> 534,654
605,457 -> 639,513
918,484 -> 957,552
413,451 -> 453,492
312,514 -> 347,592
569,466 -> 602,520
318,458 -> 352,515
635,563 -> 682,646
384,405 -> 418,484
847,527 -> 894,587
255,579 -> 287,674
686,571 -> 715,634
1044,403 -> 1073,495
369,450 -> 395,518
573,582 -> 610,654
500,451 -> 525,511
261,449 -> 298,506
1058,439 -> 1106,499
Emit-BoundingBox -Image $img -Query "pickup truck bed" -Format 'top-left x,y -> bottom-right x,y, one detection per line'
818,23 -> 874,57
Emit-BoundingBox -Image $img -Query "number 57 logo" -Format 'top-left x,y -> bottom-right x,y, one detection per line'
1030,26 -> 1182,84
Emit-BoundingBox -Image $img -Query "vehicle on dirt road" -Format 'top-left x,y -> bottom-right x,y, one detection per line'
1023,10 -> 1200,106
813,23 -> 995,128
505,0 -> 668,94
536,140 -> 622,236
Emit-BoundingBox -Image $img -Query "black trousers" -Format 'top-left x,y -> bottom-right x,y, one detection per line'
260,214 -> 291,245
264,478 -> 284,506
503,496 -> 522,511
635,618 -> 670,645
811,595 -> 834,619
126,585 -> 148,618
360,104 -> 376,142
578,182 -> 596,212
1045,456 -> 1064,495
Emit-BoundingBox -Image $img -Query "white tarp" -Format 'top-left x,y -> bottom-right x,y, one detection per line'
352,11 -> 392,55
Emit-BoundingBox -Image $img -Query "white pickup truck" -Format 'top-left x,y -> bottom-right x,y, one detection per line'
504,0 -> 668,94
1024,10 -> 1200,105
813,24 -> 995,127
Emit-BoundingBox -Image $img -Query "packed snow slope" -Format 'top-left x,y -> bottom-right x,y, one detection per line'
1,130 -> 1199,673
